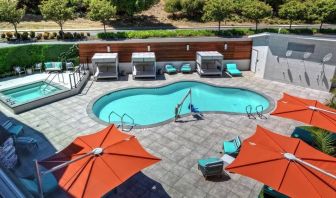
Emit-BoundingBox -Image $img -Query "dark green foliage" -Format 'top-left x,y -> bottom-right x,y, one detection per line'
18,0 -> 41,14
0,44 -> 78,75
111,0 -> 159,16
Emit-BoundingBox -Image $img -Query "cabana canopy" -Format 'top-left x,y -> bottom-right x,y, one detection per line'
132,52 -> 156,79
196,51 -> 223,76
92,53 -> 119,80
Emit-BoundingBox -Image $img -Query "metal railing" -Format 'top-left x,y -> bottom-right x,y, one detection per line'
108,111 -> 135,131
175,89 -> 192,121
69,64 -> 87,89
41,73 -> 59,94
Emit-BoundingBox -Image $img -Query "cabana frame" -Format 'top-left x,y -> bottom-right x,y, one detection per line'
92,53 -> 119,80
196,51 -> 224,76
132,52 -> 157,79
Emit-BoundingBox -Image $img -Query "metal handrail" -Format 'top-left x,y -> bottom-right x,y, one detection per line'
41,73 -> 58,93
121,113 -> 135,127
108,111 -> 122,124
69,64 -> 87,89
175,89 -> 192,121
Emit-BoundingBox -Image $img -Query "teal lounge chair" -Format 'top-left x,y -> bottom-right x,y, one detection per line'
223,136 -> 241,157
198,157 -> 223,179
2,120 -> 24,137
291,127 -> 314,145
226,63 -> 242,76
180,63 -> 192,73
19,172 -> 58,196
165,64 -> 177,74
262,185 -> 289,198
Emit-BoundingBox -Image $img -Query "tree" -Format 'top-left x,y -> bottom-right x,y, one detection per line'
39,0 -> 75,33
180,0 -> 205,18
0,0 -> 25,37
310,128 -> 335,156
111,0 -> 159,17
87,0 -> 116,33
242,0 -> 272,31
305,0 -> 336,31
279,0 -> 305,29
164,0 -> 182,18
203,0 -> 234,31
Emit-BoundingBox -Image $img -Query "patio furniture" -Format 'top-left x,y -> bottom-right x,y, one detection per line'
180,63 -> 192,73
198,157 -> 224,179
2,120 -> 24,137
44,62 -> 62,72
92,53 -> 119,80
165,64 -> 177,74
132,52 -> 156,79
223,136 -> 241,157
15,137 -> 38,152
19,172 -> 58,196
291,127 -> 314,145
226,63 -> 242,76
65,62 -> 75,71
0,142 -> 18,169
33,63 -> 43,73
262,185 -> 289,198
13,66 -> 26,76
196,51 -> 223,76
271,93 -> 336,134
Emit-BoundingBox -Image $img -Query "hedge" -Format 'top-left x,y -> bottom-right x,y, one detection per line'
0,44 -> 79,75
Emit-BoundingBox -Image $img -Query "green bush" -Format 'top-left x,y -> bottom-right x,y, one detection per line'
36,33 -> 42,40
21,32 -> 29,40
43,32 -> 50,40
30,31 -> 35,38
319,28 -> 336,34
0,44 -> 78,75
1,33 -> 5,39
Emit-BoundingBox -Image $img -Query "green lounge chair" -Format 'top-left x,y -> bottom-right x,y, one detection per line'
2,120 -> 24,137
226,63 -> 242,76
198,157 -> 223,179
19,172 -> 58,196
165,64 -> 177,74
262,185 -> 289,198
180,63 -> 192,73
291,127 -> 314,145
223,136 -> 241,157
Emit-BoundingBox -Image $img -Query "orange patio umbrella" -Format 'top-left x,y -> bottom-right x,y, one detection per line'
226,125 -> 336,198
271,93 -> 336,133
37,125 -> 161,198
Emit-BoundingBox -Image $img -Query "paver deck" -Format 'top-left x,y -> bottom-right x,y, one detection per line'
0,72 -> 332,198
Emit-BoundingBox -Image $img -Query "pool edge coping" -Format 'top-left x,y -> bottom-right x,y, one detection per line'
86,80 -> 276,129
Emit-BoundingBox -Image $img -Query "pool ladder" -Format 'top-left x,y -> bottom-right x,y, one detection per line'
246,105 -> 266,119
40,73 -> 58,94
109,111 -> 135,131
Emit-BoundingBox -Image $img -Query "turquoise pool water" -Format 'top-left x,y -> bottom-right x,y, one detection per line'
92,81 -> 270,126
0,82 -> 62,105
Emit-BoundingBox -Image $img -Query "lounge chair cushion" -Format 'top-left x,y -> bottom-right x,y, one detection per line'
44,62 -> 52,69
223,137 -> 241,155
54,62 -> 62,69
2,121 -> 23,137
20,173 -> 58,195
226,63 -> 242,75
181,64 -> 192,72
198,157 -> 222,168
165,64 -> 177,73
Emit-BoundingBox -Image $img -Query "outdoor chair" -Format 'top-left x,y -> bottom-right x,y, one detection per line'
180,63 -> 192,73
226,63 -> 242,76
13,66 -> 26,76
0,142 -> 18,169
33,63 -> 43,73
291,127 -> 314,145
165,64 -> 177,74
15,137 -> 38,152
19,172 -> 58,196
262,185 -> 289,198
223,136 -> 241,157
2,120 -> 24,137
198,157 -> 224,179
44,62 -> 63,72
66,62 -> 75,71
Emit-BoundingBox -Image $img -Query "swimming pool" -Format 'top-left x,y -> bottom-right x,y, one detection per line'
91,81 -> 272,127
0,81 -> 62,105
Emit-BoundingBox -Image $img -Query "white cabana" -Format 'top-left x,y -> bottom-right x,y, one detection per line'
196,51 -> 224,76
132,52 -> 156,79
92,53 -> 119,80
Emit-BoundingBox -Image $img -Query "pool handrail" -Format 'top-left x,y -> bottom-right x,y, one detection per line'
108,111 -> 122,124
121,113 -> 135,129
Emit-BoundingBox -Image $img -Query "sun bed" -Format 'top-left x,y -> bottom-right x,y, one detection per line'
1,120 -> 24,137
223,136 -> 241,157
226,63 -> 242,76
92,53 -> 119,80
196,51 -> 223,76
165,64 -> 177,74
44,62 -> 63,72
19,172 -> 58,196
198,157 -> 224,179
180,63 -> 192,73
263,185 -> 289,198
132,52 -> 156,79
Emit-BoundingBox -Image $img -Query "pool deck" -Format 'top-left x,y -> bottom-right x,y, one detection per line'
0,72 -> 332,198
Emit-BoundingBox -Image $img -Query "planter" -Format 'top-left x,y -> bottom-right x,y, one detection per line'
26,68 -> 33,75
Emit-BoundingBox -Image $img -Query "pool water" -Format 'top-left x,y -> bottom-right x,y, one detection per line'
93,81 -> 271,126
0,82 -> 62,105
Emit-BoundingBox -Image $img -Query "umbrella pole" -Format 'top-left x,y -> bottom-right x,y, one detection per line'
308,106 -> 336,115
34,159 -> 44,198
284,153 -> 336,179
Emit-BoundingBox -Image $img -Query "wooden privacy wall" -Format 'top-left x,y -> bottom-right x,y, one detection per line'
79,40 -> 252,63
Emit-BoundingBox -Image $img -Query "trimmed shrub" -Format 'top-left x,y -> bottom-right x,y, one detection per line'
21,32 -> 29,40
14,32 -> 21,39
5,32 -> 13,39
0,44 -> 79,75
36,33 -> 42,40
43,32 -> 50,40
1,33 -> 5,39
30,31 -> 36,38
64,32 -> 74,40
319,28 -> 336,34
86,32 -> 91,37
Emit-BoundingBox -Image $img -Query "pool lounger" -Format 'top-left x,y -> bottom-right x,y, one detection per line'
226,63 -> 242,76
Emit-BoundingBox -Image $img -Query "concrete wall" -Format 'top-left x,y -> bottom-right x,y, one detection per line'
251,34 -> 336,91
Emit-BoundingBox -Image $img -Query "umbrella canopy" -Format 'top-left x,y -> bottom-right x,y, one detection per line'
226,125 -> 336,198
40,125 -> 160,198
271,93 -> 336,133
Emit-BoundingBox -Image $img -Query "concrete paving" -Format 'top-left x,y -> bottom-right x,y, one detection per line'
0,72 -> 332,198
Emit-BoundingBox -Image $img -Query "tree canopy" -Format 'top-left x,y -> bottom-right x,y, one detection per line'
242,0 -> 272,30
87,0 -> 116,33
203,0 -> 235,31
0,0 -> 25,36
279,0 -> 305,29
39,0 -> 75,32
